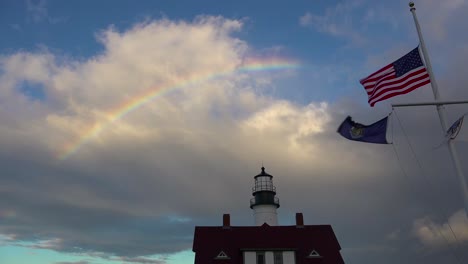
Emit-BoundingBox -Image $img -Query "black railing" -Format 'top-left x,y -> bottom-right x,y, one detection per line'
250,197 -> 280,207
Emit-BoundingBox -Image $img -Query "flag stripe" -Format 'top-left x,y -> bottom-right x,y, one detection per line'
370,74 -> 429,103
359,47 -> 430,106
361,67 -> 395,86
363,71 -> 396,90
369,77 -> 430,106
360,64 -> 393,83
369,73 -> 430,104
366,71 -> 398,94
368,67 -> 428,97
369,70 -> 429,100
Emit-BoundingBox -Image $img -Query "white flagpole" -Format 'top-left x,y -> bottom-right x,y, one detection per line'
409,2 -> 468,216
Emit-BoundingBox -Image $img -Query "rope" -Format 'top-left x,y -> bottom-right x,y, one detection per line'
392,109 -> 466,264
389,111 -> 394,144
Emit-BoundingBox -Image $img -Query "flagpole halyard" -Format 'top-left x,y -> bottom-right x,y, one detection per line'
409,2 -> 468,216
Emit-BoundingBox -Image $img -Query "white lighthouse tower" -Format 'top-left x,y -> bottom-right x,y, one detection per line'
250,166 -> 280,226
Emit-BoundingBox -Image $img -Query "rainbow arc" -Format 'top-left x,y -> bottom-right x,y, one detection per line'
58,58 -> 300,160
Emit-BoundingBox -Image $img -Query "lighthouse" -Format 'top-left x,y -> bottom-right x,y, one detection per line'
250,166 -> 280,226
192,166 -> 346,264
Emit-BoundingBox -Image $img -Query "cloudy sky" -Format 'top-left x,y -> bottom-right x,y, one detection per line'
1,0 -> 468,263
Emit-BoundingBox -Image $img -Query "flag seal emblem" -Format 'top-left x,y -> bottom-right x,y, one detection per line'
350,126 -> 364,139
337,116 -> 388,144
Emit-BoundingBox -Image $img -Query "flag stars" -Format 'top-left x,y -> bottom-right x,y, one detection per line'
394,47 -> 424,77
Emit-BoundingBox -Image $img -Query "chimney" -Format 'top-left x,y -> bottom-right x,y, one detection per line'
296,213 -> 304,227
223,214 -> 230,229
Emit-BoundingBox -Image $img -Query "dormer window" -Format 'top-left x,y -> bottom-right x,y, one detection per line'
307,249 -> 322,258
214,251 -> 230,260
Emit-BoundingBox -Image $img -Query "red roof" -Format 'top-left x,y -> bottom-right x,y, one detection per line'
193,223 -> 345,264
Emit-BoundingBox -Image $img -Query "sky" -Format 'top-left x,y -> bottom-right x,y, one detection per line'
1,0 -> 468,264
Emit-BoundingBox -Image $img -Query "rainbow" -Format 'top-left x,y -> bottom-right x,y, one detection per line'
57,58 -> 300,160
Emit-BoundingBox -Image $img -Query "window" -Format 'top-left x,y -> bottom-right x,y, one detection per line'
256,252 -> 265,264
307,249 -> 322,258
274,251 -> 283,264
215,251 -> 230,259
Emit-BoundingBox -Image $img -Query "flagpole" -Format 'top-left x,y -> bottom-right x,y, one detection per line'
409,2 -> 468,216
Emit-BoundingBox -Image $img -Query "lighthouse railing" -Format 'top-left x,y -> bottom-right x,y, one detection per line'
250,197 -> 280,207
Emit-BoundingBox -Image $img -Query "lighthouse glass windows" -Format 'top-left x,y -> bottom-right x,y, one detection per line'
256,252 -> 265,264
254,176 -> 275,192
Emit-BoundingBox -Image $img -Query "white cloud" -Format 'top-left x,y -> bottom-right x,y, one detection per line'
31,238 -> 64,250
298,1 -> 366,45
413,210 -> 468,247
0,234 -> 17,245
26,0 -> 67,24
0,16 -> 251,159
1,52 -> 57,84
26,0 -> 48,23
299,12 -> 313,27
362,5 -> 400,30
242,101 -> 330,156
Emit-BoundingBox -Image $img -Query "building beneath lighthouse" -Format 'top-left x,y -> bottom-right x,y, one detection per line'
192,167 -> 345,264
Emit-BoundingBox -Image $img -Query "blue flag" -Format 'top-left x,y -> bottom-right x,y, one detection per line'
337,116 -> 389,144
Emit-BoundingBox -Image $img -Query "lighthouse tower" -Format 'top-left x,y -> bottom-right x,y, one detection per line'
193,167 -> 346,264
250,166 -> 280,226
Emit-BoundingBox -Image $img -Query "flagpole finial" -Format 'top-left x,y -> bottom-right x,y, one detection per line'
409,2 -> 416,11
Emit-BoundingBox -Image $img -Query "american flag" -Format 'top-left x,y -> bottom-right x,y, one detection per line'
360,47 -> 431,107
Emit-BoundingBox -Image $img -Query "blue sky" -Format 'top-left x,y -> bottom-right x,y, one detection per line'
1,1 -> 468,264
